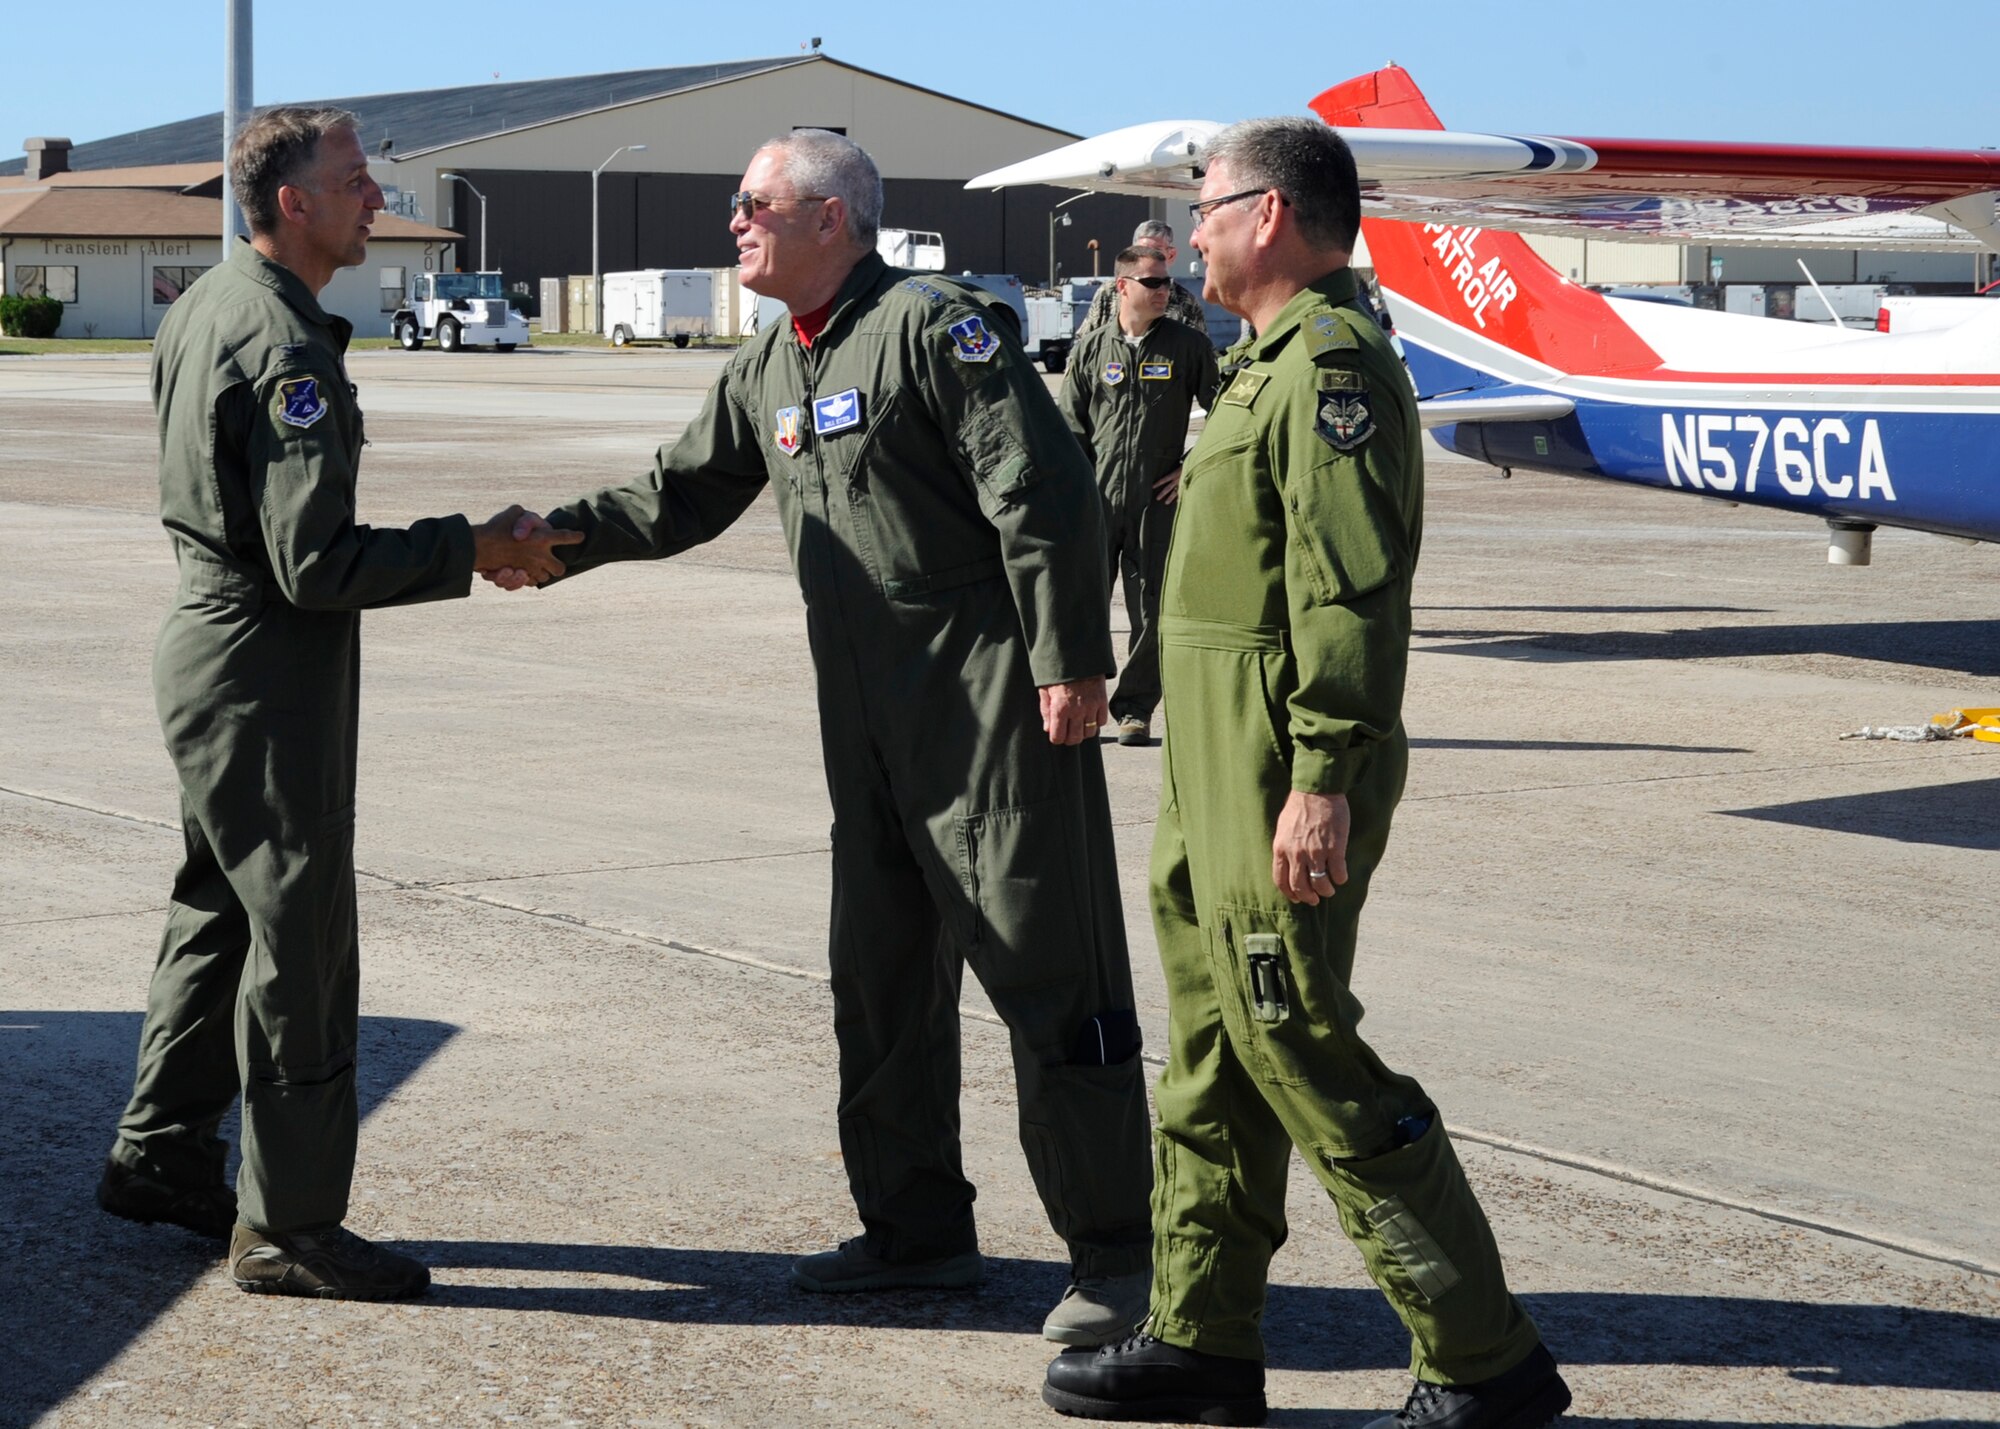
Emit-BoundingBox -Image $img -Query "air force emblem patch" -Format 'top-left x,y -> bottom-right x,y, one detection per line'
774,405 -> 804,456
1102,360 -> 1125,386
947,314 -> 998,363
276,376 -> 327,429
812,387 -> 864,435
1316,390 -> 1375,451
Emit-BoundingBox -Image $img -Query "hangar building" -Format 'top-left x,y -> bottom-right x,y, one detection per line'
2,54 -> 1150,320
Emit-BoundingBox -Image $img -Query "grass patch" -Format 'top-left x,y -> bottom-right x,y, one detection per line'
0,337 -> 154,355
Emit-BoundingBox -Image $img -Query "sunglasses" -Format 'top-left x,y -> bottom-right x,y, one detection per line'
729,191 -> 829,221
1120,274 -> 1174,290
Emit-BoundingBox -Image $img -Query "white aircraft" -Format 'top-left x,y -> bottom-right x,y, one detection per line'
968,66 -> 2000,564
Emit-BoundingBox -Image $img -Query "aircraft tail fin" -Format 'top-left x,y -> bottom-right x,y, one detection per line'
1309,67 -> 1659,393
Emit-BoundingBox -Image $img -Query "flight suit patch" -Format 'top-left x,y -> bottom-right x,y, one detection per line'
1102,360 -> 1125,386
1316,374 -> 1375,451
1139,360 -> 1173,380
1218,370 -> 1269,408
275,377 -> 327,429
947,314 -> 998,363
813,388 -> 864,435
774,405 -> 804,456
1303,311 -> 1360,360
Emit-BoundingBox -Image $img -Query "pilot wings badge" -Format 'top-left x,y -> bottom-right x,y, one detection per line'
812,387 -> 864,435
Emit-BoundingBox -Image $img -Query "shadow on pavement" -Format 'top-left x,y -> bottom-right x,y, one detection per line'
1414,605 -> 1772,616
1722,778 -> 2000,851
1414,619 -> 2000,678
1409,738 -> 1751,754
416,1241 -> 1999,1391
0,1010 -> 457,1425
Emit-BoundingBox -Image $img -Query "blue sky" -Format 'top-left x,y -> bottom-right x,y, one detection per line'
5,1 -> 1993,158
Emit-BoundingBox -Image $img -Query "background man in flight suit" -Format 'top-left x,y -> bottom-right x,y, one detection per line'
97,105 -> 578,1300
1078,220 -> 1208,338
1058,244 -> 1220,747
1043,119 -> 1571,1427
502,129 -> 1154,1348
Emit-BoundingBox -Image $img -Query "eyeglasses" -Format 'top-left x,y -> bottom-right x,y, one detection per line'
729,191 -> 829,221
1188,188 -> 1275,229
1119,274 -> 1174,289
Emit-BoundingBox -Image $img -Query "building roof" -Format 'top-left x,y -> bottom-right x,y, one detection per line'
0,186 -> 456,241
0,57 -> 814,176
0,163 -> 224,193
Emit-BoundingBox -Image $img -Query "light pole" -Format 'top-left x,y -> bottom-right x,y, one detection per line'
1047,190 -> 1091,288
592,143 -> 648,334
439,172 -> 487,271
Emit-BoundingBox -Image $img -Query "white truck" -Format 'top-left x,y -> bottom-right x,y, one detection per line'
601,268 -> 715,347
877,228 -> 946,271
392,271 -> 529,352
1875,279 -> 1998,333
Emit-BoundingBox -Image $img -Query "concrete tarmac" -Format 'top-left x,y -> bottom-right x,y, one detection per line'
1,347 -> 1995,1427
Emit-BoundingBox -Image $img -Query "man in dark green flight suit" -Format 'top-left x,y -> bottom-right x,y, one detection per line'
1044,120 -> 1571,1427
498,130 -> 1154,1347
1058,244 -> 1220,747
96,105 -> 578,1300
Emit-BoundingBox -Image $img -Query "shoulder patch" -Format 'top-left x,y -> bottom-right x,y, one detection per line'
1315,385 -> 1375,451
1102,358 -> 1126,386
275,376 -> 327,429
947,314 -> 999,363
1302,310 -> 1360,361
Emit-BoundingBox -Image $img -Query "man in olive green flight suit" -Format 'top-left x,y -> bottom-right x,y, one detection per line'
500,130 -> 1154,1346
1058,244 -> 1220,747
1044,120 -> 1570,1429
1077,220 -> 1209,339
98,105 -> 576,1300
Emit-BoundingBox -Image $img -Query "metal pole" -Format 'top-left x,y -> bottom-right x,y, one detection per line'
441,174 -> 488,271
591,144 -> 645,336
222,0 -> 253,250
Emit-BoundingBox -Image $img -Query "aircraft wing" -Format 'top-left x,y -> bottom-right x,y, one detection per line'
966,74 -> 2000,253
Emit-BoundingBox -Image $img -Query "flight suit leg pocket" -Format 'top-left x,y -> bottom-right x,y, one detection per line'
955,797 -> 1088,989
1215,904 -> 1365,1092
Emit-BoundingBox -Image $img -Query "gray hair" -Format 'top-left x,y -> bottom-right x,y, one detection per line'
762,129 -> 883,249
1134,218 -> 1175,247
229,105 -> 360,234
1200,116 -> 1359,253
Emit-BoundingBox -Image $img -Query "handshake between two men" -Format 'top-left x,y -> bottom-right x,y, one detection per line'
470,509 -> 1114,748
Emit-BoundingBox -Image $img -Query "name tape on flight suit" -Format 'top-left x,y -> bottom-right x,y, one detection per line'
1139,360 -> 1173,380
813,388 -> 864,435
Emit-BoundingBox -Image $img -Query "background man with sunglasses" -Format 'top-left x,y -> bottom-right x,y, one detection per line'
1042,118 -> 1570,1429
496,129 -> 1155,1349
1078,219 -> 1209,338
1057,245 -> 1219,748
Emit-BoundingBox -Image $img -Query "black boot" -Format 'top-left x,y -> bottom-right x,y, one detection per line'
1042,1332 -> 1266,1425
1367,1344 -> 1571,1429
97,1157 -> 235,1241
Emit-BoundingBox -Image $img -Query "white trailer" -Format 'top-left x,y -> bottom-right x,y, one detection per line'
877,228 -> 946,271
601,269 -> 715,347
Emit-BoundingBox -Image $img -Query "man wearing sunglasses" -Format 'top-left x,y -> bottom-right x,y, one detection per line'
494,130 -> 1155,1349
1043,119 -> 1569,1429
1078,220 -> 1209,338
1057,245 -> 1220,749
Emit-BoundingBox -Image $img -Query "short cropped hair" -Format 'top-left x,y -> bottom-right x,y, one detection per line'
229,106 -> 360,235
1133,218 -> 1175,246
1115,244 -> 1167,275
1200,116 -> 1359,253
763,129 -> 884,248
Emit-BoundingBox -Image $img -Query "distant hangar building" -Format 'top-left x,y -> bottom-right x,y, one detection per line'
2,53 -> 1150,334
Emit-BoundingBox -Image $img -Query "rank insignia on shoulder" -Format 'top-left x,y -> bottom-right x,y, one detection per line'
812,387 -> 864,435
901,278 -> 947,304
1102,359 -> 1125,386
1304,311 -> 1359,359
1139,360 -> 1173,380
947,314 -> 998,363
275,376 -> 327,429
774,405 -> 804,456
1316,389 -> 1374,451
